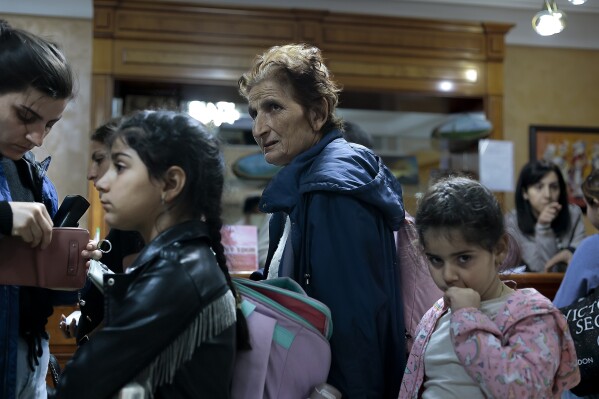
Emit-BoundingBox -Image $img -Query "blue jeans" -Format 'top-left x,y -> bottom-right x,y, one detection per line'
16,336 -> 48,399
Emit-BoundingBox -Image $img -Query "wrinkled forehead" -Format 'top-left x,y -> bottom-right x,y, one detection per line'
248,74 -> 296,99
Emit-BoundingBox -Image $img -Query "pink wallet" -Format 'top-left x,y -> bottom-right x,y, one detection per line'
0,227 -> 89,290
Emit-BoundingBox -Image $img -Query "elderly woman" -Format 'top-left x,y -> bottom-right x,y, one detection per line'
239,44 -> 406,398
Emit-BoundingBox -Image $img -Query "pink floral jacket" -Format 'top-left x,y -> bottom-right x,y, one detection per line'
399,288 -> 580,399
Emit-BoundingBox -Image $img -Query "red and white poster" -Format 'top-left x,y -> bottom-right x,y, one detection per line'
220,225 -> 258,272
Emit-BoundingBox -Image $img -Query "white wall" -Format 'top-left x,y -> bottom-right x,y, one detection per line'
0,0 -> 92,18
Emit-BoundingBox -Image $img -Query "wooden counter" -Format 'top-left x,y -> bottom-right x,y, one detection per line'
501,272 -> 564,300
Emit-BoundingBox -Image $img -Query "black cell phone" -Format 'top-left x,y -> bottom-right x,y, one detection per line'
52,195 -> 90,227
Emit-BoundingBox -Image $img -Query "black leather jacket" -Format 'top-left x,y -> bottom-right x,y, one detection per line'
54,220 -> 237,399
76,229 -> 145,344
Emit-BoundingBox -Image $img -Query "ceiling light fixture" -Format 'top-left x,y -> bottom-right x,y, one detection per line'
532,0 -> 567,36
568,0 -> 587,4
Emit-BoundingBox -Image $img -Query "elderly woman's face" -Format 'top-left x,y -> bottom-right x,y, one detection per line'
247,79 -> 324,166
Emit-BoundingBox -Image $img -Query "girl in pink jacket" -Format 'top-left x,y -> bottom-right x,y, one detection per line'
399,177 -> 580,399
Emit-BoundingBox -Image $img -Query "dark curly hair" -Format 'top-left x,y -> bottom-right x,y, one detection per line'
582,168 -> 599,207
238,43 -> 343,134
91,117 -> 121,144
416,176 -> 504,252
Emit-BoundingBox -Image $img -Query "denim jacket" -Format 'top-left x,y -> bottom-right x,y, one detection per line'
0,153 -> 59,399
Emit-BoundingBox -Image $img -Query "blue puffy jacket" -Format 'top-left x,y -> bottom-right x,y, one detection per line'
0,153 -> 72,399
261,130 -> 406,398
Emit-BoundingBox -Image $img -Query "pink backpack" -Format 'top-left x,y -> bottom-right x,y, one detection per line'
397,212 -> 443,351
231,277 -> 332,399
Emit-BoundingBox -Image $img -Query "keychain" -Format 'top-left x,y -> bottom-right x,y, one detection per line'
87,238 -> 114,292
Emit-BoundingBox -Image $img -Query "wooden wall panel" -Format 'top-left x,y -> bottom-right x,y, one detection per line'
485,94 -> 504,141
91,74 -> 113,127
111,41 -> 257,83
320,21 -> 486,60
486,62 -> 504,96
113,10 -> 298,45
327,55 -> 486,94
93,6 -> 114,37
93,1 -> 506,61
483,22 -> 509,61
92,39 -> 113,74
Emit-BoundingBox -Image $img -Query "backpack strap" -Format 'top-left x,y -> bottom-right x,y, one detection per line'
257,211 -> 287,280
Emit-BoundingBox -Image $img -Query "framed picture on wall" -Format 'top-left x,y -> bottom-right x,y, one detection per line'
529,125 -> 599,207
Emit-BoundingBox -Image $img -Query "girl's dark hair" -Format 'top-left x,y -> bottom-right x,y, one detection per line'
0,19 -> 74,98
582,168 -> 599,207
111,110 -> 249,349
238,43 -> 343,134
416,176 -> 504,252
91,118 -> 121,145
515,160 -> 570,235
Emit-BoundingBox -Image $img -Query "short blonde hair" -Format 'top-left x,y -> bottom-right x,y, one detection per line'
238,43 -> 343,133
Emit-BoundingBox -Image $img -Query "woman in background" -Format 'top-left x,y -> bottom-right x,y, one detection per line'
505,160 -> 585,272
